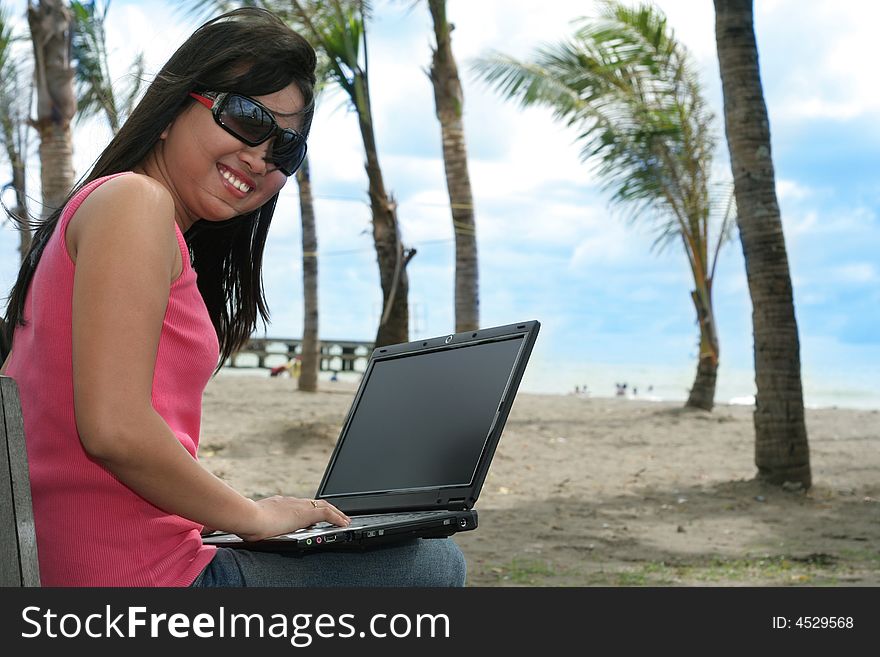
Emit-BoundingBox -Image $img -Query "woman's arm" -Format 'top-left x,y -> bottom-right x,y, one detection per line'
68,175 -> 347,541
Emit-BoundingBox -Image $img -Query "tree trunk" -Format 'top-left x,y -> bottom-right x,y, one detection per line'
428,0 -> 479,332
353,73 -> 411,347
714,0 -> 811,488
8,154 -> 32,262
686,286 -> 719,410
28,0 -> 77,218
296,157 -> 319,392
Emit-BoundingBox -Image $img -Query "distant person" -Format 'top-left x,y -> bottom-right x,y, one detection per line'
0,8 -> 463,588
269,354 -> 302,378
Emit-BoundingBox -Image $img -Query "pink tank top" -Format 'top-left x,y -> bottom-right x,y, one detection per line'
5,173 -> 219,585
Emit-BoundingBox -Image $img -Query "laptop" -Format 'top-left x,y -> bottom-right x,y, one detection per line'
203,319 -> 540,552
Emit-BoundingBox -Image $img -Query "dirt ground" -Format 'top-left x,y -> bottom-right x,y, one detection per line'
199,374 -> 880,586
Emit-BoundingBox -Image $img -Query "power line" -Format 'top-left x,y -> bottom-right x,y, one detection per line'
280,189 -> 477,211
315,238 -> 454,258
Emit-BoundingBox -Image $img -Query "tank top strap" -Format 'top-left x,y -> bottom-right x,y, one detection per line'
171,216 -> 192,279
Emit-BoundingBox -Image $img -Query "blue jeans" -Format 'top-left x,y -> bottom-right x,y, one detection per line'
190,538 -> 466,587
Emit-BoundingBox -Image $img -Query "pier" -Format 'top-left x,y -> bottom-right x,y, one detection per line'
226,338 -> 374,374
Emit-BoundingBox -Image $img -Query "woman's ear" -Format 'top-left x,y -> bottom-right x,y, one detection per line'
160,114 -> 177,140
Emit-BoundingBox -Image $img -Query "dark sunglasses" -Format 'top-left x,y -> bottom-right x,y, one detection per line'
189,91 -> 307,176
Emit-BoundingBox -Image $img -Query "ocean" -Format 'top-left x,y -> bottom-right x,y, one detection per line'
218,348 -> 879,411
517,358 -> 880,410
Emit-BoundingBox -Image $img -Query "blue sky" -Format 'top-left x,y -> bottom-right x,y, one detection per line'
1,0 -> 878,406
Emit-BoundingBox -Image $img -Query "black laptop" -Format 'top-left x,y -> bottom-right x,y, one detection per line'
203,320 -> 540,552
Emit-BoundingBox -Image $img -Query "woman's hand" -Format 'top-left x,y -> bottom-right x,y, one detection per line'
237,496 -> 350,542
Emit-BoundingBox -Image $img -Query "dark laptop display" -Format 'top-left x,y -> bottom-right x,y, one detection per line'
321,336 -> 524,496
204,320 -> 540,551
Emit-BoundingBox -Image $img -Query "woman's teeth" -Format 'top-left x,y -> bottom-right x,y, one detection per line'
221,168 -> 251,193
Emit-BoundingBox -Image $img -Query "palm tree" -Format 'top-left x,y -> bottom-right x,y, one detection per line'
70,0 -> 144,134
473,0 -> 733,410
0,2 -> 34,262
427,0 -> 478,332
27,0 -> 77,219
292,48 -> 337,392
296,156 -> 320,391
714,0 -> 811,487
289,0 -> 413,347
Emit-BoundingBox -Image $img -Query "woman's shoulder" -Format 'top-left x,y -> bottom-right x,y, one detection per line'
66,173 -> 179,264
80,172 -> 174,214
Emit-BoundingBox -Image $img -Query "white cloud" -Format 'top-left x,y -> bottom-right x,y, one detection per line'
757,0 -> 880,122
783,209 -> 818,237
782,98 -> 867,122
776,179 -> 811,202
569,225 -> 638,268
832,263 -> 879,285
784,205 -> 877,241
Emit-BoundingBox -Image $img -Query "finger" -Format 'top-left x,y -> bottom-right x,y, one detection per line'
313,503 -> 350,527
309,499 -> 349,521
325,506 -> 350,526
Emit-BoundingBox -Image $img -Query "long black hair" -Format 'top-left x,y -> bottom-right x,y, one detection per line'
2,7 -> 316,368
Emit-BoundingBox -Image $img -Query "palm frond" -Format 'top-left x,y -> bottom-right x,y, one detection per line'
71,1 -> 113,123
0,3 -> 33,165
118,52 -> 146,119
287,0 -> 367,103
70,1 -> 144,132
175,0 -> 259,24
472,0 -> 724,262
0,3 -> 13,73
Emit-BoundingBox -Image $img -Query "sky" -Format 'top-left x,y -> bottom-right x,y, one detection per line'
1,0 -> 878,407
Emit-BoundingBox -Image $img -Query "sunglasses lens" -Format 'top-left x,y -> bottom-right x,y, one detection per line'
270,132 -> 307,176
221,95 -> 275,143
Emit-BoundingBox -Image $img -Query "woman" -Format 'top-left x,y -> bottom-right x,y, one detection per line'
0,8 -> 465,587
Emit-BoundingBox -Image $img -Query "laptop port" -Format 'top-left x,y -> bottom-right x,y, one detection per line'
324,534 -> 338,544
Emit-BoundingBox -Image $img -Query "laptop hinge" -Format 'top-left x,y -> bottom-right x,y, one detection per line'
443,497 -> 472,511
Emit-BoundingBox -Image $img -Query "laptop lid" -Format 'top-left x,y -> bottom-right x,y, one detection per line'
315,320 -> 540,515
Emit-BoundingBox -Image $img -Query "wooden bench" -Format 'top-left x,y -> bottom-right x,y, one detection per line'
0,375 -> 40,586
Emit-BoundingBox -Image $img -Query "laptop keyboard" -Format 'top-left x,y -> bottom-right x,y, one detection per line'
312,510 -> 450,530
202,510 -> 466,543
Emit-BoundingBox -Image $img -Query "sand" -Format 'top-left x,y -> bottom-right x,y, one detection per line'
199,374 -> 880,586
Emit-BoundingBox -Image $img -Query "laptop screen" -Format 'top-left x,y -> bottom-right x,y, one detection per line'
321,335 -> 525,496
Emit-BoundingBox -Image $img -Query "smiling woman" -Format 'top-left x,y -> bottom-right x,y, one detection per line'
0,7 -> 465,588
137,83 -> 305,231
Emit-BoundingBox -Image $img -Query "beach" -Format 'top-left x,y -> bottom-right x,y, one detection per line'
200,373 -> 880,586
